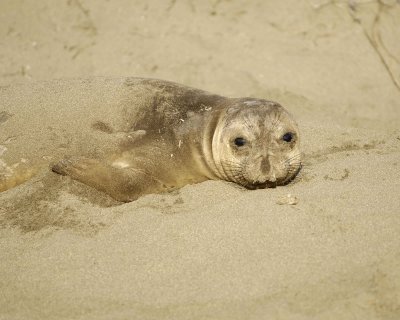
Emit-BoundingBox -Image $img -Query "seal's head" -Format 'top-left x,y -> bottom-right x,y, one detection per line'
212,99 -> 301,189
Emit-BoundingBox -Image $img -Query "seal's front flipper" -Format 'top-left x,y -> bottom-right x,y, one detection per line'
52,156 -> 162,202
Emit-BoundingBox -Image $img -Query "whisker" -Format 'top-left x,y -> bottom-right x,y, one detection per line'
221,160 -> 249,186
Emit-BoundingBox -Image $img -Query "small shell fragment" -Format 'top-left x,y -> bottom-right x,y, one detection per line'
276,194 -> 298,205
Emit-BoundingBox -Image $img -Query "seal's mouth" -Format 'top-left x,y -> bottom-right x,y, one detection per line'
246,181 -> 278,190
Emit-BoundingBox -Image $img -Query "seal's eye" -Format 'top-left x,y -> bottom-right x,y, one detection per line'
234,137 -> 246,147
282,132 -> 293,142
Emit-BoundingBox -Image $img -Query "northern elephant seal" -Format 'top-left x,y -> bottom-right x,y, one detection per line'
0,78 -> 301,202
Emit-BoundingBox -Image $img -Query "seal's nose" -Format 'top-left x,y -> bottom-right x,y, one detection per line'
260,157 -> 270,175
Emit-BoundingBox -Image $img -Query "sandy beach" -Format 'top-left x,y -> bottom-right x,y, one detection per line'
1,1 -> 400,319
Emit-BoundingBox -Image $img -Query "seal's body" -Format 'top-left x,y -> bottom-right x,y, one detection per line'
0,78 -> 301,202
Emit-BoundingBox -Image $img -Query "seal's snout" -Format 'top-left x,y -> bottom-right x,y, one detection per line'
260,157 -> 271,175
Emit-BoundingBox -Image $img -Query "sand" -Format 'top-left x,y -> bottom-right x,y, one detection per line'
1,0 -> 400,319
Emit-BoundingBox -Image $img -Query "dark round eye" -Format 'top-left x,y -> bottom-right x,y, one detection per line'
282,132 -> 294,142
234,137 -> 246,147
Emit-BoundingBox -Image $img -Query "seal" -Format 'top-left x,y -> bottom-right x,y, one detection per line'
0,78 -> 301,202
